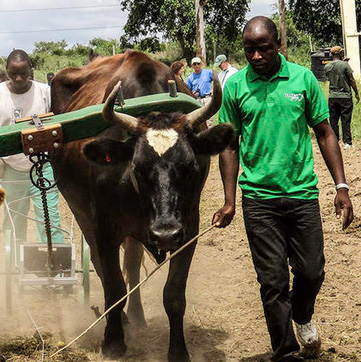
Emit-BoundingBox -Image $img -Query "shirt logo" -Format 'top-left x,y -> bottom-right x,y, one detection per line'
284,93 -> 304,102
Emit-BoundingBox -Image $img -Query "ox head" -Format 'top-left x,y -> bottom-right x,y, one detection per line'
83,72 -> 234,252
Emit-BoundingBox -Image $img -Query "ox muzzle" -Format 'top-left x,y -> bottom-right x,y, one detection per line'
149,217 -> 184,251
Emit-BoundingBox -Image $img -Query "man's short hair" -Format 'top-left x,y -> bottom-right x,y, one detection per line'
6,49 -> 32,69
243,16 -> 278,42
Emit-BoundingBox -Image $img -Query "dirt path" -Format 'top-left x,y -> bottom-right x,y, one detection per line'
0,142 -> 360,362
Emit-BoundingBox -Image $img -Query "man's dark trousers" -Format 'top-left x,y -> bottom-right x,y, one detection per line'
242,197 -> 325,361
329,97 -> 353,145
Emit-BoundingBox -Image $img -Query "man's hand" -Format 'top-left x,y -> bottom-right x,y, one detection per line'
334,189 -> 354,229
212,203 -> 235,228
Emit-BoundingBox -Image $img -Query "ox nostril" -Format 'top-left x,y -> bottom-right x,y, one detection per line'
149,228 -> 160,246
149,223 -> 184,248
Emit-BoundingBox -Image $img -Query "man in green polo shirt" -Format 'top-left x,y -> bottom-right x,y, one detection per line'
212,16 -> 353,362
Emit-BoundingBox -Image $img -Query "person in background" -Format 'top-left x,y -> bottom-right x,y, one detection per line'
0,70 -> 7,82
0,49 -> 64,244
171,61 -> 186,82
213,16 -> 353,362
324,46 -> 359,150
47,72 -> 55,86
214,54 -> 238,90
186,56 -> 214,127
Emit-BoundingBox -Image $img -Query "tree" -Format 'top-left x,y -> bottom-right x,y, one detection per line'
289,0 -> 361,45
120,0 -> 249,62
279,0 -> 288,59
33,40 -> 68,55
195,0 -> 207,62
89,38 -> 122,55
120,0 -> 196,61
272,11 -> 322,67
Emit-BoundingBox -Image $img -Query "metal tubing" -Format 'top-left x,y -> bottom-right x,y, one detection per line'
81,235 -> 90,306
168,80 -> 178,97
5,230 -> 13,315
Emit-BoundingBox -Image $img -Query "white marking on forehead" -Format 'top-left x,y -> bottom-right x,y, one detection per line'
146,128 -> 179,156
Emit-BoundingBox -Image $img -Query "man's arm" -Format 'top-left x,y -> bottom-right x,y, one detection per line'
186,75 -> 192,90
349,73 -> 360,104
313,120 -> 353,229
212,136 -> 239,227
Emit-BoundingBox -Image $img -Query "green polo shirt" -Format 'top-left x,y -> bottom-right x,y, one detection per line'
219,54 -> 330,200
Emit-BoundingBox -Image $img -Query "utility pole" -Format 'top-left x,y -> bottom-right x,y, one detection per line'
279,0 -> 288,59
340,0 -> 360,79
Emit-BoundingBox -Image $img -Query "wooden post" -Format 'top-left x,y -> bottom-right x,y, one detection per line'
278,0 -> 288,59
340,0 -> 361,79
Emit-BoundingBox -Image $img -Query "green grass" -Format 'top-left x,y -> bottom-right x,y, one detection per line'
320,80 -> 361,141
33,54 -> 86,83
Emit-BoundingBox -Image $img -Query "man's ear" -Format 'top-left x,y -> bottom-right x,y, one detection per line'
190,124 -> 235,155
83,138 -> 135,165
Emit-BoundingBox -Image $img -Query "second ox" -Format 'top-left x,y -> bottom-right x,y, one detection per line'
50,50 -> 234,362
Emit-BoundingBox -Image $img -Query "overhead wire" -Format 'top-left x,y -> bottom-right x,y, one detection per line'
0,4 -> 119,13
0,26 -> 122,35
0,2 -> 124,53
0,3 -> 123,35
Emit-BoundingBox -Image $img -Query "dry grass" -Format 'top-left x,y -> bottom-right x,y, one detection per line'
0,332 -> 90,362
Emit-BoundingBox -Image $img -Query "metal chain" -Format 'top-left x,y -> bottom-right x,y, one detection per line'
29,153 -> 57,275
29,153 -> 57,191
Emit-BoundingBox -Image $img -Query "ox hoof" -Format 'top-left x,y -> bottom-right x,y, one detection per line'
102,341 -> 127,359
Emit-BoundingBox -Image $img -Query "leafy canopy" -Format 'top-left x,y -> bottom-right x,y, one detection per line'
120,0 -> 249,60
289,0 -> 361,44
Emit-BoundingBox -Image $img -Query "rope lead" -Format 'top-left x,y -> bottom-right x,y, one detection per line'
50,223 -> 217,358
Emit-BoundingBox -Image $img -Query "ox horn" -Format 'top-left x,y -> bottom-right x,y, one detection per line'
102,81 -> 138,132
187,69 -> 222,128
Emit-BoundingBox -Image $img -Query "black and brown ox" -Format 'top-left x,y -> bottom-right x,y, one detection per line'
50,50 -> 233,362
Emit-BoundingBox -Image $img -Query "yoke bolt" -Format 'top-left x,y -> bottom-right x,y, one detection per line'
53,143 -> 59,149
29,148 -> 34,154
52,131 -> 58,137
28,135 -> 34,141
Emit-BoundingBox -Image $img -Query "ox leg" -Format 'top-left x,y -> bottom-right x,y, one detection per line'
164,242 -> 196,362
97,237 -> 128,358
123,236 -> 147,328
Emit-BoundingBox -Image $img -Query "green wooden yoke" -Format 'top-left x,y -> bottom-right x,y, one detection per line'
0,93 -> 201,158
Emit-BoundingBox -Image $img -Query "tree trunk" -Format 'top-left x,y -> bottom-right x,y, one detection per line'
178,35 -> 193,65
195,0 -> 207,64
279,0 -> 288,59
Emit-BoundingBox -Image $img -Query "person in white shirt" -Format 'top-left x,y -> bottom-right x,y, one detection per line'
214,54 -> 238,90
0,49 -> 64,244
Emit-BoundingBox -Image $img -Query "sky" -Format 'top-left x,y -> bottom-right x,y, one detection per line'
0,0 -> 276,57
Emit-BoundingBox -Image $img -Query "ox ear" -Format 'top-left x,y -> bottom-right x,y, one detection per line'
83,139 -> 135,165
190,124 -> 235,155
